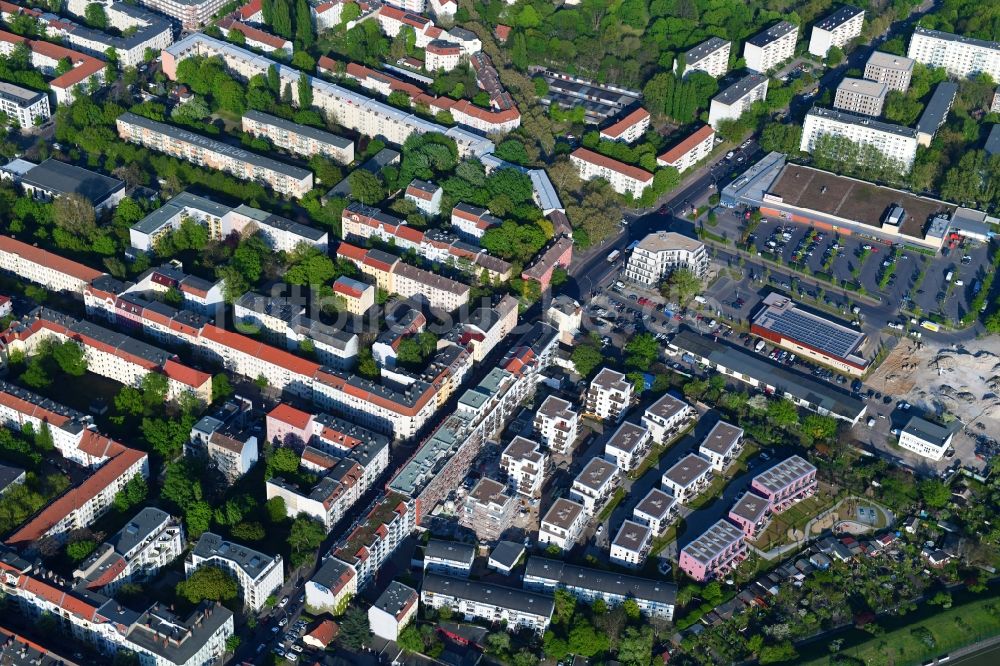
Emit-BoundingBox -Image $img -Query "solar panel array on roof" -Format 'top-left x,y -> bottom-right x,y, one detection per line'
766,308 -> 860,358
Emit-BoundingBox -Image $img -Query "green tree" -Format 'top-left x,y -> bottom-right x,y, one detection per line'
115,386 -> 145,416
288,516 -> 325,558
294,0 -> 314,49
338,608 -> 371,649
617,625 -> 654,666
141,371 -> 169,407
211,373 -> 233,402
552,588 -> 576,625
801,414 -> 838,442
298,72 -> 313,108
919,479 -> 951,509
571,344 -> 604,378
113,474 -> 148,512
84,2 -> 108,29
176,565 -> 239,604
766,398 -> 799,429
66,539 -> 97,562
185,501 -> 213,537
265,496 -> 288,523
398,625 -> 424,653
231,521 -> 266,541
266,446 -> 300,478
625,333 -> 659,371
567,622 -> 609,657
661,267 -> 702,303
348,169 -> 385,204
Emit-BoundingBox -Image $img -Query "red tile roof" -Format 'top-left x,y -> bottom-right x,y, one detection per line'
221,19 -> 290,50
268,403 -> 313,430
306,619 -> 339,647
494,24 -> 511,41
6,447 -> 146,546
600,108 -> 650,139
238,0 -> 262,19
0,386 -> 74,429
427,41 -> 460,55
163,359 -> 211,389
570,147 -> 653,183
657,125 -> 715,164
0,235 -> 103,284
78,430 -> 127,459
200,324 -> 320,378
336,241 -> 369,263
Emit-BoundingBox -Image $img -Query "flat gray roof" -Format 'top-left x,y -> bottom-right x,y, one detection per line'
663,453 -> 712,488
681,519 -> 744,564
746,21 -> 797,47
574,457 -> 618,491
806,106 -> 918,138
21,158 -> 124,204
606,421 -> 649,454
634,487 -> 675,520
541,497 -> 584,530
753,455 -> 816,495
916,82 -> 958,135
489,541 -> 525,568
836,77 -> 888,99
715,72 -> 768,105
0,81 -> 45,105
243,109 -> 352,149
612,520 -> 650,552
645,392 -> 689,421
814,5 -> 863,32
525,557 -> 677,605
700,421 -> 744,456
912,26 -> 1000,51
730,491 -> 769,523
684,37 -> 729,66
425,539 -> 475,564
192,532 -> 278,580
423,573 -> 554,617
118,112 -> 312,180
902,415 -> 955,447
866,50 -> 914,72
987,124 -> 1000,156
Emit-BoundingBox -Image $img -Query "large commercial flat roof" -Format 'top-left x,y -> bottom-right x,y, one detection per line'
21,158 -> 123,205
752,292 -> 867,364
766,162 -> 954,241
672,328 -> 867,422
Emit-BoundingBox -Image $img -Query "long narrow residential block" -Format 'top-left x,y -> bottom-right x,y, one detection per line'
800,106 -> 918,170
116,112 -> 314,198
242,110 -> 354,164
569,147 -> 653,198
421,573 -> 555,635
751,455 -> 818,513
678,519 -> 747,581
907,26 -> 1000,80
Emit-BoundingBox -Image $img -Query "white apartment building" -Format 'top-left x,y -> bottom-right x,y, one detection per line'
57,1 -> 174,68
524,557 -> 677,620
538,497 -> 587,551
600,108 -> 651,144
569,147 -> 653,198
405,179 -> 443,216
116,112 -> 314,198
423,539 -> 475,577
708,72 -> 769,128
242,110 -> 355,164
744,21 -> 798,73
585,368 -> 633,422
864,51 -> 916,92
451,203 -> 502,242
624,231 -> 708,286
132,0 -> 229,28
632,487 -> 677,537
657,125 -> 715,172
610,520 -> 652,569
570,457 -> 621,517
834,77 -> 888,117
0,380 -> 99,466
907,26 -> 1000,80
0,235 -> 103,295
313,0 -> 343,31
185,533 -> 284,612
501,436 -> 548,498
73,507 -> 184,595
604,421 -> 652,473
305,557 -> 357,613
534,395 -> 579,454
808,5 -> 864,58
426,39 -> 462,71
421,574 -> 554,635
0,82 -> 50,127
661,453 -> 713,505
641,392 -> 694,444
546,294 -> 582,345
678,37 -> 730,78
160,34 -> 494,158
898,416 -> 955,461
369,581 -> 418,642
800,106 -> 919,170
0,32 -> 106,104
698,421 -> 745,472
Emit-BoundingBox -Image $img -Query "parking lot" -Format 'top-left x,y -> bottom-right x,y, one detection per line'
716,215 -> 992,326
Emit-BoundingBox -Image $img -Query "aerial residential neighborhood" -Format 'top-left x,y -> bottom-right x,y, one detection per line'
0,0 -> 998,664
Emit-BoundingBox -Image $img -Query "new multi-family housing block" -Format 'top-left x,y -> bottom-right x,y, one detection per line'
188,398 -> 259,483
907,26 -> 1000,80
423,539 -> 475,577
751,455 -> 818,513
661,453 -> 713,505
744,21 -> 798,72
698,421 -> 745,472
538,498 -> 587,551
306,557 -> 357,613
116,112 -> 314,198
678,37 -> 730,78
0,81 -> 50,127
242,110 -> 354,164
73,507 -> 184,594
599,108 -> 651,144
585,368 -> 633,422
800,106 -> 919,170
610,520 -> 652,569
633,487 -> 677,537
460,477 -> 516,542
533,395 -> 579,454
728,491 -> 772,540
834,77 -> 888,117
642,392 -> 695,444
570,457 -> 621,516
657,125 -> 716,172
524,557 -> 677,620
569,147 -> 653,198
678,519 -> 748,581
708,72 -> 769,128
604,421 -> 652,473
132,0 -> 229,28
421,574 -> 555,634
501,436 -> 548,498
185,533 -> 284,612
864,51 -> 915,92
808,5 -> 864,58
897,415 -> 955,461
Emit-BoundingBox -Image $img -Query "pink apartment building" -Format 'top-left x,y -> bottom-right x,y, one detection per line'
678,519 -> 747,582
751,455 -> 818,513
728,491 -> 771,540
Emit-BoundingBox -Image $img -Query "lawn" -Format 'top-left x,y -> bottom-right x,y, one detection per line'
797,594 -> 1000,666
755,488 -> 837,551
686,476 -> 729,510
